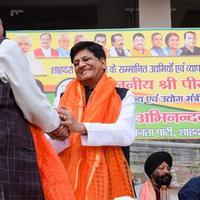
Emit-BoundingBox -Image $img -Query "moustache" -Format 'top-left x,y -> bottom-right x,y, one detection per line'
154,173 -> 172,189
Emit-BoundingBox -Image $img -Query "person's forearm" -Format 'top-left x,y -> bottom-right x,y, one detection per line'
81,90 -> 135,146
0,40 -> 60,132
77,123 -> 87,135
81,121 -> 135,146
45,134 -> 70,153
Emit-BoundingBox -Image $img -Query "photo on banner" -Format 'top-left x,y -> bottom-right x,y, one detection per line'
7,28 -> 200,141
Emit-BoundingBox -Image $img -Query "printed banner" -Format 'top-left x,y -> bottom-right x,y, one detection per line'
6,28 -> 200,140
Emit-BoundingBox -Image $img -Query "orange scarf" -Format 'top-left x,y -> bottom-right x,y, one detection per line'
59,74 -> 135,200
30,125 -> 75,200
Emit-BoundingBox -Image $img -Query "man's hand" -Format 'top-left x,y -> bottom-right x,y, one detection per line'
57,106 -> 87,135
46,123 -> 70,141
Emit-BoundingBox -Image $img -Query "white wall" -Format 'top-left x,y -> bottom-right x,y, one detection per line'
139,0 -> 171,27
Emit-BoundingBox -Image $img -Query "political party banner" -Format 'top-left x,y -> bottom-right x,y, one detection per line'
6,28 -> 200,140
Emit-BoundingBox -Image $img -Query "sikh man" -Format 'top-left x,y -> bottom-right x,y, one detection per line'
140,151 -> 173,200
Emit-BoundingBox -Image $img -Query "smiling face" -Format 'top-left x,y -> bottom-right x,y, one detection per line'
167,35 -> 180,49
185,32 -> 196,49
151,161 -> 172,189
73,49 -> 105,88
152,161 -> 171,177
74,34 -> 88,45
40,33 -> 51,49
152,34 -> 163,48
17,36 -> 32,53
58,34 -> 70,50
94,36 -> 106,47
133,36 -> 145,51
112,35 -> 124,50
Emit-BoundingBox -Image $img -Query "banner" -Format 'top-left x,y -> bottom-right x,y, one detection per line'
7,28 -> 200,140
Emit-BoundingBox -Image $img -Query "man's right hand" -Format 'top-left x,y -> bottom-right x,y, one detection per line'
46,123 -> 70,141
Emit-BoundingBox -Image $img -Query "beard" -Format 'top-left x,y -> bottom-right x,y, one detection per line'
154,173 -> 172,189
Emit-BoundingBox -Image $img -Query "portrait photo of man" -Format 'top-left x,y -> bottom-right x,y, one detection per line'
109,33 -> 130,57
181,31 -> 200,55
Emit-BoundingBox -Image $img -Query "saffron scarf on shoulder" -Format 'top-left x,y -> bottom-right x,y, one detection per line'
59,73 -> 135,200
30,125 -> 75,200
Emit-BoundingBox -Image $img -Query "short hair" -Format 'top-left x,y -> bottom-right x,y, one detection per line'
165,32 -> 179,46
94,33 -> 106,42
151,32 -> 162,40
184,31 -> 196,39
15,34 -> 32,45
70,41 -> 106,63
74,33 -> 88,44
132,33 -> 145,41
40,33 -> 52,40
111,33 -> 123,43
58,33 -> 70,41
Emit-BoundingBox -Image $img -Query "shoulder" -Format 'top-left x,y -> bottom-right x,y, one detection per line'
163,47 -> 170,55
179,177 -> 200,196
181,46 -> 186,50
0,39 -> 24,60
194,46 -> 200,52
34,48 -> 42,52
186,177 -> 200,186
116,87 -> 128,93
51,48 -> 59,55
109,46 -> 116,52
0,39 -> 18,52
194,46 -> 200,49
116,88 -> 134,103
180,46 -> 186,51
177,48 -> 183,55
116,87 -> 128,100
144,49 -> 151,55
51,48 -> 58,52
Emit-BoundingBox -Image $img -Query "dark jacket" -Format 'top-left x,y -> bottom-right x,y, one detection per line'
0,81 -> 44,200
178,176 -> 200,200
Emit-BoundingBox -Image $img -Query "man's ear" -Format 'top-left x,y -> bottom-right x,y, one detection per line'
100,58 -> 106,69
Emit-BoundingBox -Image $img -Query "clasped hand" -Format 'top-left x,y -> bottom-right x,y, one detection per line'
46,107 -> 73,141
47,106 -> 87,140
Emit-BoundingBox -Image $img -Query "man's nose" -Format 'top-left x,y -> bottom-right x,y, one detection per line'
163,168 -> 170,174
80,60 -> 87,66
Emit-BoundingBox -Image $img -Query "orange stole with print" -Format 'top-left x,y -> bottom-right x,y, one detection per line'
30,125 -> 75,200
59,73 -> 135,200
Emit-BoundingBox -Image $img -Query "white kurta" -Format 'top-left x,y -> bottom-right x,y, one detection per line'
48,89 -> 136,153
0,39 -> 60,132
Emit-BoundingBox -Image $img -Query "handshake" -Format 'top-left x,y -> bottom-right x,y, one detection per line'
46,106 -> 87,141
46,107 -> 74,141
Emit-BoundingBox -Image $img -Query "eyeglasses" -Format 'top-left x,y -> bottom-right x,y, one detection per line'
73,56 -> 96,67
